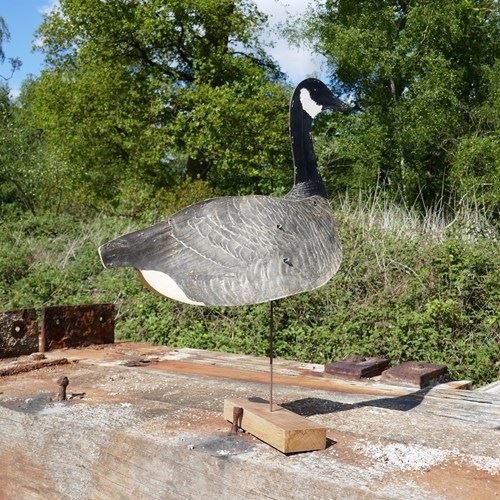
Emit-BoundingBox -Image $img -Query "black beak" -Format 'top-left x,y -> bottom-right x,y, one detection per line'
323,95 -> 352,113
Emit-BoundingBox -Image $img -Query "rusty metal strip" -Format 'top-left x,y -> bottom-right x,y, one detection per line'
0,358 -> 70,377
42,303 -> 115,351
148,360 -> 414,398
0,309 -> 39,359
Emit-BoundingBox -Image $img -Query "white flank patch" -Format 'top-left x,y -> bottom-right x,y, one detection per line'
300,88 -> 323,118
140,270 -> 205,306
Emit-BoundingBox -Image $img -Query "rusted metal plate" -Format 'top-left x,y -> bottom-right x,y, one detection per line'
324,356 -> 389,380
380,361 -> 448,388
0,309 -> 38,358
42,303 -> 115,351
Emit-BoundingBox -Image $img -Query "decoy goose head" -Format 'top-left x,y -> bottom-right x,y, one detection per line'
287,78 -> 349,199
295,78 -> 350,119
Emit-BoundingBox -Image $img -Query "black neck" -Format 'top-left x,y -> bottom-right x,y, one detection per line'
286,90 -> 327,199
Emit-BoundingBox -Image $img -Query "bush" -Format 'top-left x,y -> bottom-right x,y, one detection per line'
0,194 -> 497,386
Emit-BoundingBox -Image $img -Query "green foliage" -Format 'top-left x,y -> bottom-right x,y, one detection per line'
1,203 -> 497,386
0,85 -> 41,213
306,0 -> 499,209
169,80 -> 291,194
22,0 -> 289,210
0,2 -> 497,390
0,16 -> 22,81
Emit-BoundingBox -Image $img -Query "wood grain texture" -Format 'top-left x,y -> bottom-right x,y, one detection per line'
1,344 -> 498,499
98,79 -> 346,307
224,398 -> 326,453
100,195 -> 341,306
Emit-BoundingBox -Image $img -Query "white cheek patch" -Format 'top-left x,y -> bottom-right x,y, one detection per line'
140,269 -> 205,306
300,88 -> 323,118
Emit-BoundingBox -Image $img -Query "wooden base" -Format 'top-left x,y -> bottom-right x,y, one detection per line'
223,398 -> 326,454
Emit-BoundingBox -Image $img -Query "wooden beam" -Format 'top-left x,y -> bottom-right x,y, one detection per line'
224,398 -> 326,454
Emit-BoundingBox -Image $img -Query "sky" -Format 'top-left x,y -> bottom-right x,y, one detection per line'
0,0 -> 325,99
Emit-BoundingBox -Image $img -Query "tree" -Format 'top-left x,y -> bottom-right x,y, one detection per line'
0,16 -> 22,82
28,0 -> 291,210
306,0 -> 499,209
0,79 -> 75,215
0,17 -> 37,214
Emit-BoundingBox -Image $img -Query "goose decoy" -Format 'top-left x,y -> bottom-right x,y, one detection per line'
98,78 -> 348,306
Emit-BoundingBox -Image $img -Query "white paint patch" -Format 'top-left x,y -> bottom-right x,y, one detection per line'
140,269 -> 205,306
300,88 -> 323,118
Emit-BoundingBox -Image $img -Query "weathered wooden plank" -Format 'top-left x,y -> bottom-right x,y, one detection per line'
224,397 -> 326,453
8,343 -> 497,428
0,345 -> 498,499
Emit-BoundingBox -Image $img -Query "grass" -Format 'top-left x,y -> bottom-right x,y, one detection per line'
335,191 -> 497,242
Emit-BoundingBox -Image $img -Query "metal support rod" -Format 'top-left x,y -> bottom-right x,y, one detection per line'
269,300 -> 274,412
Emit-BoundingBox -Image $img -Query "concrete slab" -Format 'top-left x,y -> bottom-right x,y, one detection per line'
0,342 -> 498,499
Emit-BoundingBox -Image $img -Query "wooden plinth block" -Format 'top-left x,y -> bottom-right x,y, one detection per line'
223,398 -> 326,454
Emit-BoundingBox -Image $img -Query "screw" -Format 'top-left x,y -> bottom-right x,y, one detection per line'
56,376 -> 69,401
230,407 -> 243,434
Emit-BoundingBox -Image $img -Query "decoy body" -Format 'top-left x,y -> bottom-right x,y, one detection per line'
99,79 -> 348,306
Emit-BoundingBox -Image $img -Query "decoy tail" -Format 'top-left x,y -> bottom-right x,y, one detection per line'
98,235 -> 137,269
98,221 -> 169,269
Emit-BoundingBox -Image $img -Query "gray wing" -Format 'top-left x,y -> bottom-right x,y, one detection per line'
115,195 -> 341,306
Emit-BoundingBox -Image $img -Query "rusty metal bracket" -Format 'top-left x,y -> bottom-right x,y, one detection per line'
324,356 -> 389,380
0,309 -> 39,358
42,303 -> 115,351
380,361 -> 448,388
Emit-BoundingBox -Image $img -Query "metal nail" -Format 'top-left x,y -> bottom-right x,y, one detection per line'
56,376 -> 69,401
230,407 -> 243,434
